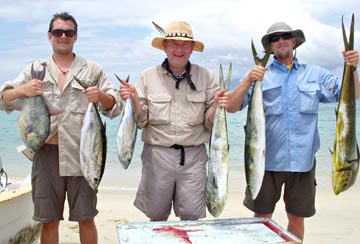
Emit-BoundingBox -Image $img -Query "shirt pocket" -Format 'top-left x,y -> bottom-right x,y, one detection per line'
186,91 -> 206,125
148,93 -> 171,125
297,83 -> 320,114
263,85 -> 282,115
69,81 -> 89,114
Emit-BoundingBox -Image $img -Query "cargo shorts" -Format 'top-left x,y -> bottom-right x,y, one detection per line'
32,144 -> 98,222
243,163 -> 317,218
134,143 -> 208,220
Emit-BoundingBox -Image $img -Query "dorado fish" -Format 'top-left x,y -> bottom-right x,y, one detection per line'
206,63 -> 231,218
244,41 -> 271,200
16,63 -> 50,153
74,74 -> 107,190
114,74 -> 137,169
332,14 -> 359,195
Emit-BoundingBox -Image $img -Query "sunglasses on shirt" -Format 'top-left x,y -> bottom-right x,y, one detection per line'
269,33 -> 293,42
51,29 -> 77,37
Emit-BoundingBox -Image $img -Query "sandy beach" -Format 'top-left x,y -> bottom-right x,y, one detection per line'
51,170 -> 360,244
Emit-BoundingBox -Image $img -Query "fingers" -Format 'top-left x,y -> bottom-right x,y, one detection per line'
23,79 -> 44,97
344,50 -> 359,66
217,91 -> 231,109
250,65 -> 266,82
83,86 -> 102,103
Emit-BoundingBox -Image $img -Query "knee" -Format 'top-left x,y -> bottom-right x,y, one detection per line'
42,221 -> 60,230
78,219 -> 96,230
287,213 -> 304,224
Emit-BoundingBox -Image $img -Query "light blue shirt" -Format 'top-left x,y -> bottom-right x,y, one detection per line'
241,58 -> 341,172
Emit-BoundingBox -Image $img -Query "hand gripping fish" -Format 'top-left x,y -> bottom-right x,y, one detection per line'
74,74 -> 107,190
331,14 -> 359,195
16,63 -> 50,153
244,41 -> 271,200
115,74 -> 137,169
206,63 -> 232,218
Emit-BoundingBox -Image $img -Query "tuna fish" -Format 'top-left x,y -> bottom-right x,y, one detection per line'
16,63 -> 50,153
74,75 -> 107,190
331,14 -> 359,195
115,74 -> 137,169
243,41 -> 271,200
206,63 -> 232,217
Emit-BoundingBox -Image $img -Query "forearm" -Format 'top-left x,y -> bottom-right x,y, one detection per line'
227,76 -> 253,113
2,86 -> 25,105
98,91 -> 116,110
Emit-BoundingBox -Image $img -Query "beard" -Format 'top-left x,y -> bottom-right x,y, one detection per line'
274,48 -> 293,60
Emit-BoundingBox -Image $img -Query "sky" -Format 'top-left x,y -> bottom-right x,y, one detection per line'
0,0 -> 359,88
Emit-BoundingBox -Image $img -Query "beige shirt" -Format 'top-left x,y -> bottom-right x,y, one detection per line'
0,55 -> 122,176
136,63 -> 219,147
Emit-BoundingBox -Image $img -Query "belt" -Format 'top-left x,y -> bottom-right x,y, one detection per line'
170,144 -> 185,166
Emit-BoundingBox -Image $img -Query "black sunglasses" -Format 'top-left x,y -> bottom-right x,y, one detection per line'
51,29 -> 77,37
269,33 -> 293,42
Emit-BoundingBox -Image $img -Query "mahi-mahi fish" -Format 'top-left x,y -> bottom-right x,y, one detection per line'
114,74 -> 137,169
331,14 -> 359,195
16,63 -> 50,153
244,41 -> 272,200
206,63 -> 232,218
74,74 -> 107,190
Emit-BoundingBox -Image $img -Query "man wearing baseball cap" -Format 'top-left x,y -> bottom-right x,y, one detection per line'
220,21 -> 359,241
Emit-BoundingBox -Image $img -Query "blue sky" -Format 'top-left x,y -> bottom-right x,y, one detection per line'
0,0 -> 359,88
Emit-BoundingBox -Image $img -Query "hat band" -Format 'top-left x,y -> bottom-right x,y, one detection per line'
166,32 -> 193,39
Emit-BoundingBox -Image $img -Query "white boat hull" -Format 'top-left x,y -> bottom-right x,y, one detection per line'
0,184 -> 40,244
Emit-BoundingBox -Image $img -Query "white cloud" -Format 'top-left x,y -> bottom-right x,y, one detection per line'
0,0 -> 359,85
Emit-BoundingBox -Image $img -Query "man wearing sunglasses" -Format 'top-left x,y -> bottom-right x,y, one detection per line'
0,12 -> 122,243
219,22 -> 359,241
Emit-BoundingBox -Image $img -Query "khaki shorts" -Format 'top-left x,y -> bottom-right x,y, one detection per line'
134,144 -> 208,220
243,163 -> 317,218
32,144 -> 98,222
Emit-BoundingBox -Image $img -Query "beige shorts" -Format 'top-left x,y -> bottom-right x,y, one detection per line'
32,144 -> 98,222
134,143 -> 208,220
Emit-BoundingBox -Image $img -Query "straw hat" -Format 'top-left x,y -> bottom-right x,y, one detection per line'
261,22 -> 306,50
151,21 -> 204,52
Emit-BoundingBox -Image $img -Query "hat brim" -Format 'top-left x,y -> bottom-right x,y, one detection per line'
261,29 -> 306,51
151,37 -> 204,52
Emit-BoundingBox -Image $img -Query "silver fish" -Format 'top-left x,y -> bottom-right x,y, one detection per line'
244,41 -> 271,200
206,63 -> 231,218
332,14 -> 359,195
17,63 -> 49,153
115,74 -> 137,169
74,75 -> 107,190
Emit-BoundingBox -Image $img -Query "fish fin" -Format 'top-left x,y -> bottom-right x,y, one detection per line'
219,64 -> 224,89
31,62 -> 46,80
225,63 -> 232,91
42,96 -> 64,115
73,75 -> 87,88
16,144 -> 34,161
9,98 -> 25,110
114,73 -> 130,84
152,21 -> 166,35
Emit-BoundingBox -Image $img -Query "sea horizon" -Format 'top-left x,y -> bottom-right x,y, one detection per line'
1,101 -> 359,193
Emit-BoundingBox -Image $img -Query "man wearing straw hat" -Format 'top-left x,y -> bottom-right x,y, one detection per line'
119,21 -> 223,221
220,21 -> 359,241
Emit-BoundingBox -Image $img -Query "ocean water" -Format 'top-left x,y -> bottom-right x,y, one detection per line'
0,101 -> 359,192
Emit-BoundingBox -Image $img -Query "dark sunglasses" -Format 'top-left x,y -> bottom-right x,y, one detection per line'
269,33 -> 293,42
51,29 -> 77,37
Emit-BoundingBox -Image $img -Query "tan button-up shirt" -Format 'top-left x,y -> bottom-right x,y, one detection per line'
0,55 -> 122,176
136,63 -> 219,147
